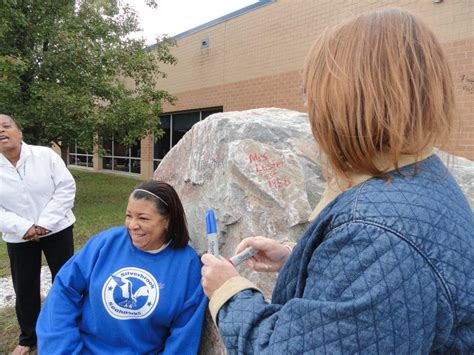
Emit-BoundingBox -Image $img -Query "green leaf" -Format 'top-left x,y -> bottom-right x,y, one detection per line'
0,0 -> 176,157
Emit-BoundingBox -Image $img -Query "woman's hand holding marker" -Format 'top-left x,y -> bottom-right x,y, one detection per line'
235,236 -> 292,272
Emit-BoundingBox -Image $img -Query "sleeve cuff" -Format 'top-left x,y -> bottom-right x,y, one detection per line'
18,222 -> 34,240
209,276 -> 261,323
36,217 -> 54,231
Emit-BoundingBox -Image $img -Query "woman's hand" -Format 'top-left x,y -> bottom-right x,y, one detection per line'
235,236 -> 292,273
22,225 -> 39,241
201,254 -> 239,298
35,225 -> 50,236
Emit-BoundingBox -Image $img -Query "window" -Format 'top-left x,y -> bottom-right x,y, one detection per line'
102,136 -> 141,174
68,142 -> 93,168
153,107 -> 222,170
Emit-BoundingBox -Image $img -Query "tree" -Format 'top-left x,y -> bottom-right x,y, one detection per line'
0,0 -> 176,161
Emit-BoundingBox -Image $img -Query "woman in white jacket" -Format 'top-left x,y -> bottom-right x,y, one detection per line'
0,114 -> 76,355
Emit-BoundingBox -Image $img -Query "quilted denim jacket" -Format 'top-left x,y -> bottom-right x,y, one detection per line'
218,155 -> 474,354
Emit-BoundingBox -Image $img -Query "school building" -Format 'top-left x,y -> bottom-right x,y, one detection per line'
70,0 -> 473,179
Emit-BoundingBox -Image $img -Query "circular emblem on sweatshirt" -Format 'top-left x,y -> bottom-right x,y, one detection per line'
102,267 -> 159,320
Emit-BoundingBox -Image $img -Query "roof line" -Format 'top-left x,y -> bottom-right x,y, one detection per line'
146,0 -> 274,50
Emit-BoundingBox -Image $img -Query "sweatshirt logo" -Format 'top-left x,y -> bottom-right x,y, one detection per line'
102,267 -> 159,320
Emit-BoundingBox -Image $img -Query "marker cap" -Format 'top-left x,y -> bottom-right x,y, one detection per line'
206,209 -> 217,234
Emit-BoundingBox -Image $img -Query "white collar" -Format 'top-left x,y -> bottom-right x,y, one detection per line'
144,240 -> 171,254
0,142 -> 30,167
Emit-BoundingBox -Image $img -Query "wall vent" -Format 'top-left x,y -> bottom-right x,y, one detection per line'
201,37 -> 209,48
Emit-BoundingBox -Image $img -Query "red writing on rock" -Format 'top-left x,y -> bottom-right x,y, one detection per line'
268,177 -> 290,189
248,152 -> 291,189
255,159 -> 284,173
249,153 -> 268,163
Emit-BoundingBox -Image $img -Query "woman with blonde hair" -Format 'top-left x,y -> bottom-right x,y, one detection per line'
201,8 -> 473,353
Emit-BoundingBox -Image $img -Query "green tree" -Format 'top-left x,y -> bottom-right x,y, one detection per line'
0,0 -> 176,161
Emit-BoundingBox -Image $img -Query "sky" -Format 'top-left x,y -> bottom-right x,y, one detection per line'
126,0 -> 258,45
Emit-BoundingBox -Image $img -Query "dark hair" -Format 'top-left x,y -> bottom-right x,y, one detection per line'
0,114 -> 21,130
131,180 -> 190,249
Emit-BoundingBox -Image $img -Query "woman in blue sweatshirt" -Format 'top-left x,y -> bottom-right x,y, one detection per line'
37,180 -> 207,354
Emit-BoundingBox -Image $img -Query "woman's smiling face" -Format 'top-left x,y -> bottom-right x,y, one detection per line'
125,196 -> 169,251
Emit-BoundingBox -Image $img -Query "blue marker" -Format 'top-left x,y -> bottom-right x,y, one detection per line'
206,209 -> 219,256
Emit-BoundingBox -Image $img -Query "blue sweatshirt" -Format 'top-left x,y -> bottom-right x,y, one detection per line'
37,226 -> 207,354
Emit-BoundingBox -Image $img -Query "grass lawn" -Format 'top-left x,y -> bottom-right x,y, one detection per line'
70,169 -> 140,250
0,168 -> 139,352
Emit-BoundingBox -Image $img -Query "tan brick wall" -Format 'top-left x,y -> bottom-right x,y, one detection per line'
159,0 -> 472,91
140,136 -> 154,180
444,38 -> 474,158
156,0 -> 473,160
163,70 -> 304,113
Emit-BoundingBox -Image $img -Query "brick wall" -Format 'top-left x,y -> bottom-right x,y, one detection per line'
155,0 -> 473,161
162,70 -> 304,112
444,38 -> 474,157
140,136 -> 154,180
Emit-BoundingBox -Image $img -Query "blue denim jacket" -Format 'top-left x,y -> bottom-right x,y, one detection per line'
218,155 -> 473,354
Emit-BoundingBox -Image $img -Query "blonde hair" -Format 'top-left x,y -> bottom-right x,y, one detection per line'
303,8 -> 454,180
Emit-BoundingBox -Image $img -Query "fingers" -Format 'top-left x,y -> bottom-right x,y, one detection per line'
22,234 -> 39,242
247,259 -> 255,269
245,258 -> 275,272
235,236 -> 271,254
22,225 -> 35,240
201,253 -> 219,265
201,254 -> 218,277
235,239 -> 252,254
35,226 -> 50,235
201,254 -> 232,268
201,265 -> 208,278
22,225 -> 50,241
250,261 -> 274,272
201,253 -> 240,298
22,230 -> 37,241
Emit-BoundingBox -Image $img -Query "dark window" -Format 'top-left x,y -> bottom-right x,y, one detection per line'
154,115 -> 171,160
172,112 -> 200,146
130,143 -> 140,158
103,138 -> 113,156
68,141 -> 93,168
102,136 -> 141,174
202,108 -> 222,119
153,107 -> 222,169
114,141 -> 128,157
113,157 -> 128,172
103,157 -> 113,170
130,159 -> 141,174
69,154 -> 77,165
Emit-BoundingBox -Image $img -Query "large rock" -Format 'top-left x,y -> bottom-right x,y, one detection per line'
437,150 -> 474,209
154,109 -> 324,260
154,108 -> 323,354
153,108 -> 474,354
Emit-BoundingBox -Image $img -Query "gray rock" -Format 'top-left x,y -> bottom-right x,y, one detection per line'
155,109 -> 325,258
155,108 -> 324,354
437,150 -> 474,209
153,108 -> 473,354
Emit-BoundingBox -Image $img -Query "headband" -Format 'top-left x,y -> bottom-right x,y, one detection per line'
133,189 -> 169,206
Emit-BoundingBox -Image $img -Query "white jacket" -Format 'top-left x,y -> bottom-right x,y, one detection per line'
0,143 -> 76,243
